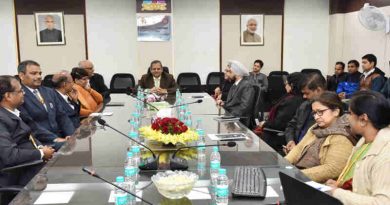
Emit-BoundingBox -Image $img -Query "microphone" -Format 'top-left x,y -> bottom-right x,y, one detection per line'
170,141 -> 237,170
125,90 -> 160,111
82,167 -> 153,205
169,99 -> 203,108
97,119 -> 160,170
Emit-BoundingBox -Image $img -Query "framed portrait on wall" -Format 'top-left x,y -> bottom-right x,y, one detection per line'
137,14 -> 171,41
34,12 -> 65,46
240,14 -> 264,46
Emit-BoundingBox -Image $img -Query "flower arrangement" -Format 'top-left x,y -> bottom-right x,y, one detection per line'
139,117 -> 198,145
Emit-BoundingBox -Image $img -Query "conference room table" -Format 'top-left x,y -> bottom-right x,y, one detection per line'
11,93 -> 309,205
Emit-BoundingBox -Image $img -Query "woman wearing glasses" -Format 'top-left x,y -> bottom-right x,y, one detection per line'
326,90 -> 390,205
71,67 -> 103,118
285,91 -> 358,183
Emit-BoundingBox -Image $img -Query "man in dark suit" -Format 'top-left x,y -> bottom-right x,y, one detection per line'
52,71 -> 80,128
78,60 -> 111,103
17,60 -> 75,150
217,60 -> 255,120
39,15 -> 62,42
0,75 -> 54,188
138,60 -> 177,95
327,61 -> 347,92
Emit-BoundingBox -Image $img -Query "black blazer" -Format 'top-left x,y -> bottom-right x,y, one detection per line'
263,94 -> 304,131
224,78 -> 255,117
19,85 -> 75,144
0,107 -> 42,187
54,91 -> 81,128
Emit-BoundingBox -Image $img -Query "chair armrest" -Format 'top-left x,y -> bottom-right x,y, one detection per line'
1,160 -> 44,173
263,128 -> 285,136
0,186 -> 23,193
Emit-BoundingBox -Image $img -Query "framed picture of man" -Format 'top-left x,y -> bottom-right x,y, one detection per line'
240,14 -> 264,46
34,12 -> 65,46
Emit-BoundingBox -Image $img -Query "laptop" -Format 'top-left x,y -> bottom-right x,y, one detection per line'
279,172 -> 342,205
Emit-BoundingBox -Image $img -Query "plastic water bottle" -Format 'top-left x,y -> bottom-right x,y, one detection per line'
184,111 -> 192,128
216,169 -> 229,205
131,146 -> 141,184
179,108 -> 186,122
131,112 -> 141,128
176,88 -> 181,99
197,151 -> 206,176
115,176 -> 128,205
124,152 -> 137,182
210,146 -> 221,196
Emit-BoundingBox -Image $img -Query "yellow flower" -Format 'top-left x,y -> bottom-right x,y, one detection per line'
139,126 -> 199,145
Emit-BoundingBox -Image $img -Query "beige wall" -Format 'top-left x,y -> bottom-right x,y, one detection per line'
0,0 -> 18,75
222,15 -> 282,75
17,15 -> 86,75
328,6 -> 390,76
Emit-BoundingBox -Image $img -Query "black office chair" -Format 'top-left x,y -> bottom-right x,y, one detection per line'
248,85 -> 261,129
42,74 -> 54,88
269,71 -> 289,77
206,72 -> 224,95
177,72 -> 202,93
267,74 -> 287,106
301,68 -> 322,76
110,73 -> 135,93
0,160 -> 44,204
147,66 -> 169,74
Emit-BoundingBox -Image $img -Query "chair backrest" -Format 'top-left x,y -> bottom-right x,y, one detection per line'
269,71 -> 289,77
42,74 -> 54,88
177,72 -> 202,92
206,72 -> 224,94
267,75 -> 287,106
301,68 -> 322,76
110,73 -> 135,93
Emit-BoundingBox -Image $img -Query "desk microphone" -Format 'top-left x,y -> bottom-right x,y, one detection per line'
125,90 -> 160,111
169,99 -> 203,108
97,119 -> 159,170
170,141 -> 237,170
82,167 -> 153,205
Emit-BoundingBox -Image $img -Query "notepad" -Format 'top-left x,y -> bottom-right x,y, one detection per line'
34,191 -> 74,204
186,187 -> 211,200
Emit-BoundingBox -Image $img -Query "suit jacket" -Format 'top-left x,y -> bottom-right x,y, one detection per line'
54,90 -> 81,128
0,107 -> 42,187
224,78 -> 255,118
138,72 -> 177,94
248,72 -> 268,91
39,28 -> 62,42
19,85 -> 75,144
284,100 -> 316,143
90,73 -> 111,103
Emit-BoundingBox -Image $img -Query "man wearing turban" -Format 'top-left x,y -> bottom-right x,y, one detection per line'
217,60 -> 255,125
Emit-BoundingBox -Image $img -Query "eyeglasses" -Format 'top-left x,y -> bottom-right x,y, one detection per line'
312,108 -> 330,117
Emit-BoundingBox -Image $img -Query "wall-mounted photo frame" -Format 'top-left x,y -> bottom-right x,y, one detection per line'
34,12 -> 65,46
240,14 -> 264,46
137,14 -> 171,42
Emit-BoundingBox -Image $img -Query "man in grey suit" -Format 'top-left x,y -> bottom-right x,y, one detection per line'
217,60 -> 255,120
39,15 -> 62,42
0,75 -> 54,188
248,59 -> 268,91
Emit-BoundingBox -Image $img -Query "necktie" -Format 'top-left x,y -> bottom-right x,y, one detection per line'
67,97 -> 75,110
29,135 -> 39,149
33,89 -> 47,111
